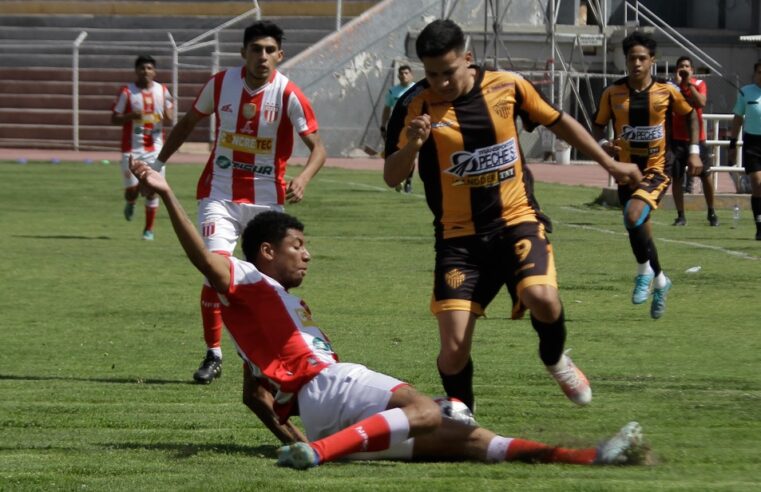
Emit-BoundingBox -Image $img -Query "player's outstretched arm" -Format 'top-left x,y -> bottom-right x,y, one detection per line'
242,368 -> 307,444
550,113 -> 641,186
287,131 -> 327,203
156,109 -> 204,164
129,158 -> 230,291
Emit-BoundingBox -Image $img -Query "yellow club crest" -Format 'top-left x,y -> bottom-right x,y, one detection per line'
242,102 -> 257,120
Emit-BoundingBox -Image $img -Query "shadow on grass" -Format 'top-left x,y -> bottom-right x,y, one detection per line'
0,374 -> 193,385
108,441 -> 279,459
13,234 -> 112,240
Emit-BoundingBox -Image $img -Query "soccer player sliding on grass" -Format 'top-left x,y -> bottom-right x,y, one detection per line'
129,157 -> 645,470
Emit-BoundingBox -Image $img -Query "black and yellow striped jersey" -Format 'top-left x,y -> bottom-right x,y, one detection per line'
385,67 -> 561,240
594,77 -> 693,172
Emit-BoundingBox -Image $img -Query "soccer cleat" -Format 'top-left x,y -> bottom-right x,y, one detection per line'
707,211 -> 719,227
756,231 -> 761,241
650,277 -> 672,319
546,351 -> 592,406
403,179 -> 412,194
394,184 -> 402,192
124,202 -> 135,221
142,230 -> 154,241
277,442 -> 319,469
631,273 -> 654,305
595,421 -> 643,465
672,216 -> 686,226
193,350 -> 222,384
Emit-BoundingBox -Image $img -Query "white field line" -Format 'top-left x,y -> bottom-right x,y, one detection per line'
558,206 -> 760,261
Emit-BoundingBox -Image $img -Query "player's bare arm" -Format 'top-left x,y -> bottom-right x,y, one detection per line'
129,157 -> 230,291
552,113 -> 641,186
383,114 -> 430,187
110,111 -> 143,125
591,122 -> 622,158
286,131 -> 326,203
156,109 -> 205,163
242,369 -> 308,444
728,114 -> 744,165
687,110 -> 703,176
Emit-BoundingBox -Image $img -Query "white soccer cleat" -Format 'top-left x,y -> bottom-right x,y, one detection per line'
277,442 -> 319,470
546,351 -> 592,406
595,421 -> 643,465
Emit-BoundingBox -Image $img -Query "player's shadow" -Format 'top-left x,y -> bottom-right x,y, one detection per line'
13,234 -> 112,240
0,373 -> 193,385
109,441 -> 279,459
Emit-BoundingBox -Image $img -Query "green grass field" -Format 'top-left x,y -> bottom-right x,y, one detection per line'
1,160 -> 759,491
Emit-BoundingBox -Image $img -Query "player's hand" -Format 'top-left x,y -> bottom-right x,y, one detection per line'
129,156 -> 169,195
728,148 -> 737,166
600,138 -> 623,158
609,161 -> 642,188
687,153 -> 703,176
286,175 -> 307,204
406,114 -> 431,149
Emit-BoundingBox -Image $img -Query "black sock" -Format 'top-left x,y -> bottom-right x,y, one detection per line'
752,197 -> 761,233
627,224 -> 651,266
647,238 -> 662,276
531,309 -> 566,366
438,358 -> 474,412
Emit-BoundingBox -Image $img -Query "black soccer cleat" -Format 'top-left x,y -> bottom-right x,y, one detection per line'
707,211 -> 719,227
672,216 -> 686,226
193,350 -> 222,384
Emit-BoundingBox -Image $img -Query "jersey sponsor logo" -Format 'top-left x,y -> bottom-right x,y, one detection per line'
431,119 -> 455,128
312,337 -> 333,353
620,124 -> 664,143
446,138 -> 518,178
493,99 -> 512,119
263,103 -> 279,123
220,103 -> 233,113
215,155 -> 232,169
219,131 -> 273,154
445,268 -> 465,289
232,161 -> 274,176
452,167 -> 515,187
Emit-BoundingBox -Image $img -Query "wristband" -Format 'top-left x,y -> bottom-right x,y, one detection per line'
597,138 -> 610,147
729,138 -> 737,150
688,144 -> 700,155
155,159 -> 166,168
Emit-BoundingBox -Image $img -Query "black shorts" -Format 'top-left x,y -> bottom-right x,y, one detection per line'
431,221 -> 556,320
742,133 -> 761,174
618,168 -> 671,209
669,141 -> 710,179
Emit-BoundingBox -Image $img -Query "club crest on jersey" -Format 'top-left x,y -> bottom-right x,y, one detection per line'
446,139 -> 518,177
620,124 -> 664,143
215,155 -> 232,169
201,220 -> 216,237
263,103 -> 279,123
242,102 -> 257,120
493,99 -> 512,119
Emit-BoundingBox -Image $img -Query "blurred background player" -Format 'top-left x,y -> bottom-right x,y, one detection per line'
130,157 -> 645,470
111,54 -> 173,240
728,60 -> 761,240
669,56 -> 717,227
384,20 -> 641,413
154,21 -> 326,383
593,32 -> 701,319
380,64 -> 415,192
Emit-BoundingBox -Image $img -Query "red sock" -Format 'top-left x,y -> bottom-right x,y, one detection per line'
506,438 -> 596,465
200,284 -> 223,350
144,205 -> 157,232
310,408 -> 409,464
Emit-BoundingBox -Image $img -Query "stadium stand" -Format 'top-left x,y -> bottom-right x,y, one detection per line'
0,0 -> 375,150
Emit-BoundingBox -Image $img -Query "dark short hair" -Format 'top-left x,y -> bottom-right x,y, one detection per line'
398,64 -> 412,74
243,20 -> 284,48
622,31 -> 657,57
135,54 -> 156,69
415,19 -> 466,59
675,56 -> 692,67
754,60 -> 761,72
242,211 -> 304,262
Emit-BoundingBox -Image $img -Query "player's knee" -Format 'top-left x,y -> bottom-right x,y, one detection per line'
521,285 -> 561,318
623,201 -> 651,230
437,350 -> 470,374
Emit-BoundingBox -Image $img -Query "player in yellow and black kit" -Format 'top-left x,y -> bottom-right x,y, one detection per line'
593,32 -> 701,320
384,19 -> 641,413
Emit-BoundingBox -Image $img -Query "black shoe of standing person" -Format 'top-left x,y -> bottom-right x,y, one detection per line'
193,350 -> 222,384
672,215 -> 686,226
403,179 -> 412,194
707,210 -> 719,227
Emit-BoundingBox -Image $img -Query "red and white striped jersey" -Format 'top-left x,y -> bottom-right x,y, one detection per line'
192,67 -> 319,204
112,82 -> 173,154
220,256 -> 338,422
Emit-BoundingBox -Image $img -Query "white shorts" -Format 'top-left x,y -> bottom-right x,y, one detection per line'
197,198 -> 283,254
121,151 -> 162,188
298,362 -> 414,460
